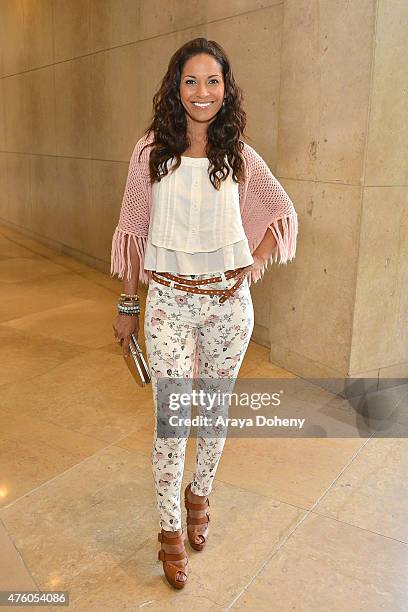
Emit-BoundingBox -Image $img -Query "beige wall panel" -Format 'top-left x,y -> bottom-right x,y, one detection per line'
55,56 -> 92,158
278,0 -> 376,184
90,44 -> 141,161
22,0 -> 54,70
0,24 -> 3,77
0,0 -> 25,76
89,0 -> 141,51
0,152 -> 8,219
204,0 -> 282,21
26,66 -> 56,155
378,361 -> 408,379
350,186 -> 408,374
0,0 -> 53,75
365,0 -> 408,185
0,77 -> 5,148
4,73 -> 31,152
53,0 -> 92,63
54,156 -> 92,250
29,155 -> 58,241
6,153 -> 31,228
5,68 -> 55,154
139,0 -> 282,40
54,0 -> 141,62
269,179 -> 361,374
139,0 -> 206,40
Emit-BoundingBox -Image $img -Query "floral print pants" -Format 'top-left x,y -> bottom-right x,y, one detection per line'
144,271 -> 254,531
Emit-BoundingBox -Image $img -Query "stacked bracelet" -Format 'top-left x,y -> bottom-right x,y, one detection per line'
117,293 -> 140,316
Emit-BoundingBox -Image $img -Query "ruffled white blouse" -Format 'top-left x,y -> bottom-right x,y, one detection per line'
144,155 -> 254,274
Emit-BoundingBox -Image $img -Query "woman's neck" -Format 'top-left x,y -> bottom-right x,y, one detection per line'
187,134 -> 207,146
186,117 -> 209,145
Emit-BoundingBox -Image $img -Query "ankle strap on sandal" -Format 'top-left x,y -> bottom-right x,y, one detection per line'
184,498 -> 210,511
186,513 -> 210,525
158,530 -> 186,544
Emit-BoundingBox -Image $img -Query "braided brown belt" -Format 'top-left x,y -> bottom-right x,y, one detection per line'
150,268 -> 246,304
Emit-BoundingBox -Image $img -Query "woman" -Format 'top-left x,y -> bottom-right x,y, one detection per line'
111,37 -> 298,589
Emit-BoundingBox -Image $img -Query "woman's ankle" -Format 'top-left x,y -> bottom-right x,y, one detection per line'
162,527 -> 182,537
189,488 -> 208,501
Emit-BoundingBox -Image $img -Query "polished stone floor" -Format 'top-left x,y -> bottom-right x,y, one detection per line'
0,224 -> 406,611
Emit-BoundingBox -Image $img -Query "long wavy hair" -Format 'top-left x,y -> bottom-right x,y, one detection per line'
139,37 -> 248,190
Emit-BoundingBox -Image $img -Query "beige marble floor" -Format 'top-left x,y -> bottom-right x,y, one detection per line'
0,223 -> 406,611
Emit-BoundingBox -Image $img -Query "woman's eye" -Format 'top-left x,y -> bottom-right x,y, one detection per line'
185,79 -> 219,85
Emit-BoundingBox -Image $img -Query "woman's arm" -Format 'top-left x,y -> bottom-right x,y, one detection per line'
243,144 -> 298,273
110,134 -> 152,285
253,223 -> 280,262
122,235 -> 140,295
112,235 -> 141,357
239,217 -> 290,284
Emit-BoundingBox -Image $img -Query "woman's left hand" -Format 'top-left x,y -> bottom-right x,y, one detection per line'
236,254 -> 266,283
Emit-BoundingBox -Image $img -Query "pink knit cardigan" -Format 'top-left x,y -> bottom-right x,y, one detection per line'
110,131 -> 298,287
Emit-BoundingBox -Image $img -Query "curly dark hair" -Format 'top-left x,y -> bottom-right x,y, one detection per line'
139,37 -> 248,190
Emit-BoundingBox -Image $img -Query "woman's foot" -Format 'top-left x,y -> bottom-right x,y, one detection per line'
158,528 -> 189,589
184,483 -> 210,550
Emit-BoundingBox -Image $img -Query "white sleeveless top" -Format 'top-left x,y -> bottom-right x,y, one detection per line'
144,155 -> 254,273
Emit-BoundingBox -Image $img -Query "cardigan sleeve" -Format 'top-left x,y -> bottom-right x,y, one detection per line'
110,135 -> 152,284
244,145 -> 298,276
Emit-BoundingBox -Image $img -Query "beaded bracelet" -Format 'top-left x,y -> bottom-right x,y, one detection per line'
117,309 -> 140,317
117,303 -> 140,313
118,311 -> 139,317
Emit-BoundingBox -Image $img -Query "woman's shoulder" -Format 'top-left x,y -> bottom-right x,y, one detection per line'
131,130 -> 155,163
239,140 -> 264,164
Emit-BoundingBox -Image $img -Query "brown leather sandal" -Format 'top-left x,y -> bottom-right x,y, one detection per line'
157,529 -> 189,589
184,482 -> 210,551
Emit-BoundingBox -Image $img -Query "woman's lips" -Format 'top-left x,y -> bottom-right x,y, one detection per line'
191,101 -> 215,108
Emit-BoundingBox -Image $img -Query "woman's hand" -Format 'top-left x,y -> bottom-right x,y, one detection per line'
236,254 -> 266,283
112,313 -> 139,357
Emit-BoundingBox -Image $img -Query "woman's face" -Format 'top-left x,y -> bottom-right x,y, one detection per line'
179,53 -> 225,127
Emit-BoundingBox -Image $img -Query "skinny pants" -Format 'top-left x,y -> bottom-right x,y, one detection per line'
144,270 -> 254,531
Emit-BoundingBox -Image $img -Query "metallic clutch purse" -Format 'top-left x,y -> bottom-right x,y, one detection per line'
123,333 -> 151,387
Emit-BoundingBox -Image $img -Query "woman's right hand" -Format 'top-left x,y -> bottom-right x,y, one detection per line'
112,314 -> 139,357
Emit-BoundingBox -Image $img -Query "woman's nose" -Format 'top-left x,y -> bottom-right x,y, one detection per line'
196,84 -> 209,97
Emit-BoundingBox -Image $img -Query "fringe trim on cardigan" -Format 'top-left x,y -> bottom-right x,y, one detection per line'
247,211 -> 298,287
110,227 -> 150,284
111,210 -> 297,287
